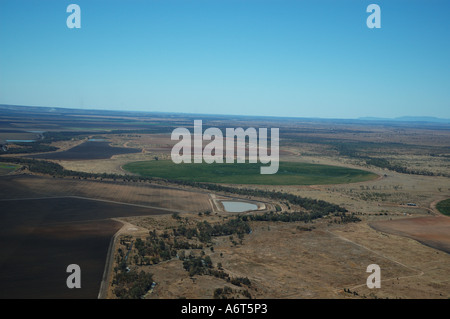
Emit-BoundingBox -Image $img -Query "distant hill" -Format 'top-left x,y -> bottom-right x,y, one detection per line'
358,116 -> 450,123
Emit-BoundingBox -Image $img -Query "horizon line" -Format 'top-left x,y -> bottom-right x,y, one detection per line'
0,103 -> 449,123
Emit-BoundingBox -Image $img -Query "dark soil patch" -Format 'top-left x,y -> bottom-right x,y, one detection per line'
27,141 -> 141,160
0,197 -> 171,298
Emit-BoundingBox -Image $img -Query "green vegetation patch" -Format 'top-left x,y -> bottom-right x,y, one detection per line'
436,199 -> 450,216
123,160 -> 377,185
0,163 -> 19,174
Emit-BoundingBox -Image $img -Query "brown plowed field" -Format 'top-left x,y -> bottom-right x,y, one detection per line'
369,216 -> 450,254
0,197 -> 170,299
0,175 -> 211,213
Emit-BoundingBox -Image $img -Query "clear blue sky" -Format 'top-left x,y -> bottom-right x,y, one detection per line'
0,0 -> 449,119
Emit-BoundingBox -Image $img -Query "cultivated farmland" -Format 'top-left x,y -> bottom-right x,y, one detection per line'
123,160 -> 378,185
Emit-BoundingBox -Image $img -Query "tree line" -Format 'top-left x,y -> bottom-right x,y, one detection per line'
365,157 -> 443,176
0,142 -> 58,154
169,180 -> 347,214
334,142 -> 448,177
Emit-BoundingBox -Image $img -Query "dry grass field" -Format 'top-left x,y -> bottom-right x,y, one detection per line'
109,212 -> 449,299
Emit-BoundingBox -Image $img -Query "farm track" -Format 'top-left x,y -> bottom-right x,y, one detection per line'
326,229 -> 424,293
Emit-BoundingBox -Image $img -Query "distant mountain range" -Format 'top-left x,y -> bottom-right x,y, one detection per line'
358,116 -> 450,123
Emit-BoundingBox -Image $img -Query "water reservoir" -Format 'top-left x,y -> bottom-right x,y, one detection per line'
222,201 -> 258,213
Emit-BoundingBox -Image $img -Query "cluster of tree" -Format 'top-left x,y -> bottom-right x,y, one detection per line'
343,288 -> 360,297
209,270 -> 251,288
182,255 -> 213,276
135,238 -> 172,264
244,210 -> 330,223
173,225 -> 199,240
196,219 -> 251,243
213,286 -> 252,299
243,211 -> 363,230
245,210 -> 361,225
174,218 -> 251,244
296,225 -> 314,231
213,286 -> 234,299
0,157 -> 66,175
111,204 -> 347,299
133,234 -> 177,265
230,276 -> 251,287
365,158 -> 410,174
337,212 -> 361,224
172,238 -> 203,250
112,268 -> 154,299
366,157 -> 445,176
207,268 -> 230,281
335,143 -> 412,175
0,142 -> 58,154
168,180 -> 347,214
182,255 -> 252,289
333,141 -> 448,177
119,218 -> 250,270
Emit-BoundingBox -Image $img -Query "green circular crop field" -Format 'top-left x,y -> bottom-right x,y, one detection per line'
436,199 -> 450,216
123,160 -> 378,185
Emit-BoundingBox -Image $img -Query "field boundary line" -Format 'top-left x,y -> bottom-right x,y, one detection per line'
98,227 -> 117,299
67,195 -> 190,214
0,196 -> 71,201
0,195 -> 190,214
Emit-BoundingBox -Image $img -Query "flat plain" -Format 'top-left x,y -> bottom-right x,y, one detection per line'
0,105 -> 449,299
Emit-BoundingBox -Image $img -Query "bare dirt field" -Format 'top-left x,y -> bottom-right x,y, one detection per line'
0,174 -> 212,213
369,216 -> 450,254
0,197 -> 157,299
